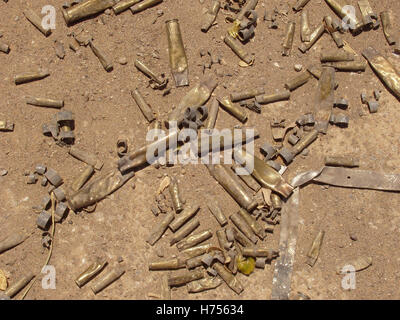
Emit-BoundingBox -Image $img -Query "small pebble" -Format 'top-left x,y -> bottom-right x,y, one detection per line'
0,169 -> 7,176
294,64 -> 303,72
104,9 -> 112,15
350,234 -> 358,241
131,182 -> 136,190
118,57 -> 128,65
117,256 -> 124,263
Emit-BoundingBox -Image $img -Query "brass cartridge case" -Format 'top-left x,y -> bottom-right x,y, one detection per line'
324,0 -> 362,33
218,96 -> 248,123
147,212 -> 175,246
169,176 -> 184,213
320,50 -> 355,62
168,269 -> 204,287
233,227 -> 252,247
23,9 -> 51,36
149,258 -> 186,270
243,247 -> 279,259
232,164 -> 261,192
131,89 -> 156,123
234,0 -> 258,21
130,0 -> 162,14
169,205 -> 200,232
207,203 -> 228,226
75,259 -> 107,287
62,0 -> 115,25
69,146 -> 103,170
170,218 -> 200,246
176,230 -> 212,251
324,155 -> 359,167
71,165 -> 94,192
324,15 -> 344,48
113,0 -> 141,14
271,193 -> 282,210
89,40 -> 113,72
187,277 -> 222,293
362,47 -> 400,100
68,169 -> 134,211
233,150 -> 293,198
216,229 -> 231,250
282,21 -> 296,56
181,243 -> 212,261
91,266 -> 125,294
201,0 -> 220,32
300,10 -> 311,42
293,0 -> 311,11
207,164 -> 257,212
315,67 -> 335,133
380,11 -> 396,45
205,98 -> 219,130
255,90 -> 290,104
284,71 -> 312,91
134,59 -> 165,86
25,97 -> 64,109
325,60 -> 366,72
213,262 -> 243,294
4,273 -> 34,298
230,212 -> 258,244
358,0 -> 374,28
298,23 -> 325,53
224,35 -> 254,65
307,230 -> 325,267
292,129 -> 318,156
166,19 -> 189,87
0,120 -> 14,132
230,87 -> 265,102
14,69 -> 50,85
237,208 -> 265,240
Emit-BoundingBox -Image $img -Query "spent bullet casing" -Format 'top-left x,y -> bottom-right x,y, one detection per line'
282,21 -> 296,56
205,98 -> 219,130
149,258 -> 186,270
89,41 -> 113,72
207,203 -> 228,226
14,70 -> 50,85
147,212 -> 175,246
201,0 -> 220,32
380,11 -> 396,45
300,10 -> 311,42
293,0 -> 311,11
91,266 -> 125,294
207,164 -> 257,212
71,165 -> 95,191
187,277 -> 222,293
230,87 -> 265,102
75,259 -> 107,287
255,90 -> 290,104
24,9 -> 51,36
237,208 -> 265,240
62,0 -> 116,25
168,269 -> 204,287
69,146 -> 103,170
213,262 -> 243,295
131,89 -> 156,123
170,218 -> 200,246
325,61 -> 367,72
113,0 -> 141,14
324,0 -> 362,33
25,97 -> 64,109
358,0 -> 375,28
298,23 -> 325,53
169,205 -> 200,232
243,247 -> 279,259
230,212 -> 258,244
166,19 -> 189,87
320,50 -> 355,62
134,59 -> 165,86
285,71 -> 312,91
176,230 -> 213,251
325,155 -> 359,167
130,0 -> 163,14
216,229 -> 232,250
307,230 -> 325,267
292,129 -> 318,156
224,35 -> 254,65
271,193 -> 282,210
233,227 -> 252,247
218,96 -> 247,123
4,273 -> 34,298
169,176 -> 184,213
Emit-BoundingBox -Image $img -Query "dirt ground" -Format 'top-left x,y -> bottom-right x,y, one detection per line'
1,0 -> 400,300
